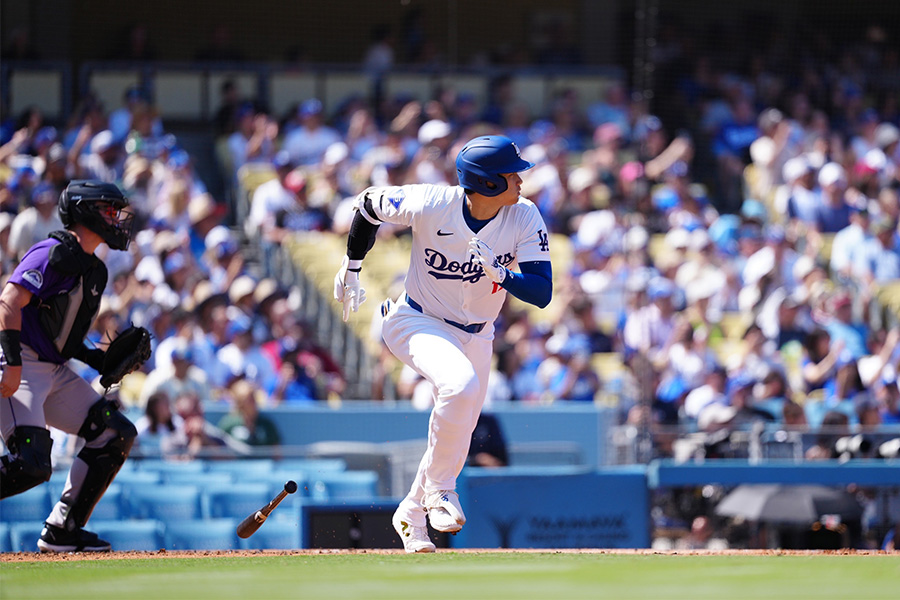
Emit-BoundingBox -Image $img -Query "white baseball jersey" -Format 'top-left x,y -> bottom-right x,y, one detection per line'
356,184 -> 551,327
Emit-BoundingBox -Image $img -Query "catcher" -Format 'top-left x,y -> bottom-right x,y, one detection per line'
0,180 -> 151,552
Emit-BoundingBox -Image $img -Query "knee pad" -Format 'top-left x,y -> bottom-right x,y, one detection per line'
78,398 -> 138,443
0,426 -> 53,499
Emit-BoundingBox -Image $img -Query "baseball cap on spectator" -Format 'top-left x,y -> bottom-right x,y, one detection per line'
743,246 -> 776,286
757,108 -> 783,132
698,403 -> 738,431
528,120 -> 556,144
8,165 -> 37,193
792,255 -> 815,282
91,130 -> 116,154
188,193 -> 217,225
167,149 -> 190,169
228,275 -> 257,305
765,225 -> 786,244
567,166 -> 596,194
171,341 -> 194,363
726,373 -> 756,397
619,161 -> 645,184
686,272 -> 723,304
34,126 -> 57,148
875,123 -> 900,150
30,182 -> 57,205
647,277 -> 675,300
163,252 -> 187,276
418,119 -> 452,145
299,98 -> 324,118
226,317 -> 253,339
135,255 -> 164,286
47,143 -> 67,165
205,225 -> 238,258
253,277 -> 284,306
664,228 -> 690,251
690,228 -> 713,252
323,142 -> 349,166
859,107 -> 879,124
273,150 -> 294,170
782,155 -> 811,182
740,198 -> 768,223
236,101 -> 255,119
594,122 -> 623,146
624,225 -> 649,252
818,162 -> 847,188
632,115 -> 663,141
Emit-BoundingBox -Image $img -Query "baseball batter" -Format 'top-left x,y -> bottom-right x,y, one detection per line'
335,135 -> 552,552
0,180 -> 138,552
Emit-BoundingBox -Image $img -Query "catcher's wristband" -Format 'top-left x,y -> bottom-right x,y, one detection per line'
0,330 -> 22,367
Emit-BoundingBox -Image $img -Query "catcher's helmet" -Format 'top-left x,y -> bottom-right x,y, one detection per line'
455,135 -> 534,197
59,180 -> 134,250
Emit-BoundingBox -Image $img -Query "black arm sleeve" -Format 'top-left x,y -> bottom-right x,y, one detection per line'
347,210 -> 380,260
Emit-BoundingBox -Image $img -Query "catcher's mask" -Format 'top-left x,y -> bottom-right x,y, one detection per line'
59,180 -> 135,251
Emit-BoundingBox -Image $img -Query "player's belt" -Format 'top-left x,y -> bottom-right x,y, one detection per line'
405,295 -> 485,334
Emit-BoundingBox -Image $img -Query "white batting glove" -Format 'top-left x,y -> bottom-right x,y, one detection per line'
333,256 -> 367,322
468,237 -> 507,284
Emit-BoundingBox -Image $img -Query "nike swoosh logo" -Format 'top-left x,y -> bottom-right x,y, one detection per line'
91,286 -> 99,296
437,230 -> 453,236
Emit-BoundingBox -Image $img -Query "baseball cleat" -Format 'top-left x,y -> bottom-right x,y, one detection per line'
37,522 -> 112,553
424,490 -> 466,533
392,512 -> 435,554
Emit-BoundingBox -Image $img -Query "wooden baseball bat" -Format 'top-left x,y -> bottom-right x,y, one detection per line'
236,480 -> 298,539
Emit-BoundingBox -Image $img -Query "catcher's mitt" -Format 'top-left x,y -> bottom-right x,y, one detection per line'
100,325 -> 152,389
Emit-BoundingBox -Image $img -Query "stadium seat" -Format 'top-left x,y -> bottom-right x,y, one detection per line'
126,485 -> 202,521
0,484 -> 50,522
205,459 -> 276,479
238,520 -> 301,550
310,471 -> 379,501
164,518 -> 238,550
203,482 -> 271,520
136,459 -> 206,476
0,522 -> 11,552
91,519 -> 164,552
274,458 -> 347,478
162,471 -> 233,486
9,522 -> 44,552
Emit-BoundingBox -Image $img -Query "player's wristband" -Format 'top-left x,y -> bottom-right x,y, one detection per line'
0,330 -> 23,367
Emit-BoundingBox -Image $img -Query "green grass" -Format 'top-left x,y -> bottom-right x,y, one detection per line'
1,553 -> 897,600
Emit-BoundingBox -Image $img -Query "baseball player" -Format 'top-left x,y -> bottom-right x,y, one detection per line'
0,180 -> 138,552
334,135 -> 552,552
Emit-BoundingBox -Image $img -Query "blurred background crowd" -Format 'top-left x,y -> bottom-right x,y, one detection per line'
1,3 -> 900,471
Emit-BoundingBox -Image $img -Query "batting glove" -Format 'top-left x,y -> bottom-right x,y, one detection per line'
468,237 -> 507,284
334,256 -> 367,322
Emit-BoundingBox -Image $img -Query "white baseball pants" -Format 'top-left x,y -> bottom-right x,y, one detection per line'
381,298 -> 493,527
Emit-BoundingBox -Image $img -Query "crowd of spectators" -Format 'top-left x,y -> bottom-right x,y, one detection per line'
2,22 -> 900,471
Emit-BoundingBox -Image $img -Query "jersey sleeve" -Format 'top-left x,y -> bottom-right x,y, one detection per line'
8,242 -> 64,298
353,185 -> 427,228
514,203 -> 552,264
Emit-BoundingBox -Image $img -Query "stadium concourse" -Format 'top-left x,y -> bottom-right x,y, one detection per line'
2,12 -> 900,552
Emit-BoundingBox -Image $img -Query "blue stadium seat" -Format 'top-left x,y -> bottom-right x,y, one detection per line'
136,459 -> 206,476
125,485 -> 202,521
164,518 -> 238,550
310,471 -> 379,501
9,522 -> 44,552
0,522 -> 11,552
0,484 -> 50,522
203,482 -> 271,520
238,520 -> 301,550
162,471 -> 233,486
91,520 -> 164,552
205,459 -> 276,479
274,458 -> 346,479
45,477 -> 124,521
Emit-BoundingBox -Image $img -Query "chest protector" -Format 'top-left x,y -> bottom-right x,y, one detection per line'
34,231 -> 108,359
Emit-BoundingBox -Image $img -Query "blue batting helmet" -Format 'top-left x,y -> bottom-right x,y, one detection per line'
455,135 -> 534,197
